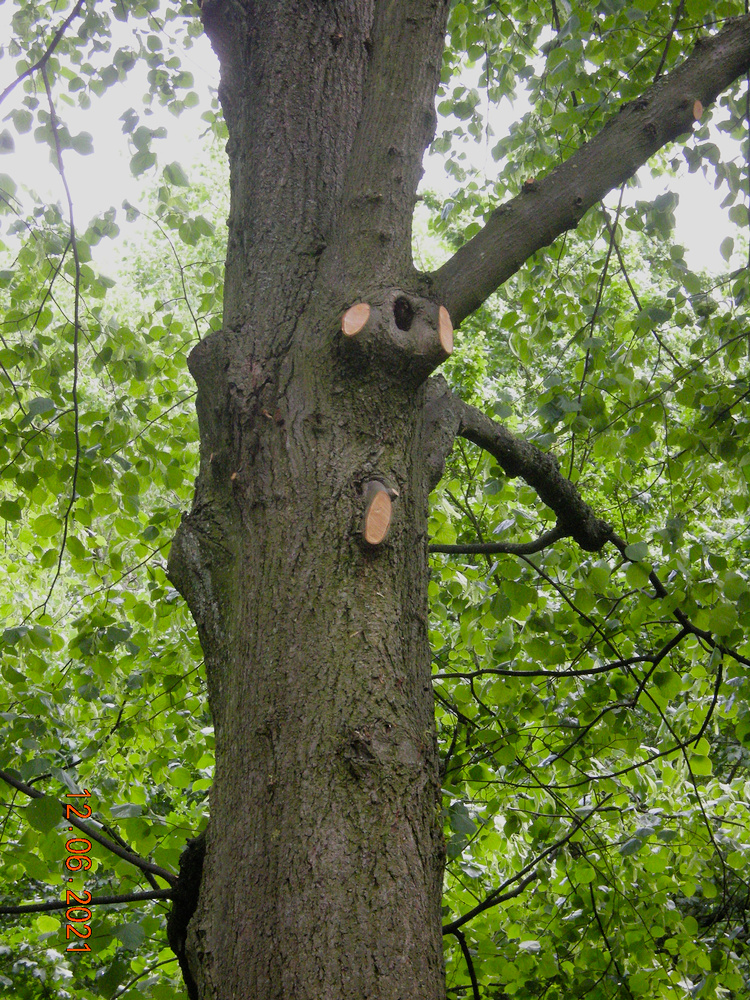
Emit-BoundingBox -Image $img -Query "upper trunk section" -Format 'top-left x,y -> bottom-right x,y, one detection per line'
201,0 -> 450,349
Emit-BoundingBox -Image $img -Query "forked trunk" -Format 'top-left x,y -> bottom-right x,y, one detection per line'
168,1 -> 452,996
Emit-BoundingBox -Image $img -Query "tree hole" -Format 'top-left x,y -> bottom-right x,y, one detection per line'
393,296 -> 415,331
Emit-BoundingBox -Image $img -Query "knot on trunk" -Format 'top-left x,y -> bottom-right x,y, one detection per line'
340,290 -> 453,385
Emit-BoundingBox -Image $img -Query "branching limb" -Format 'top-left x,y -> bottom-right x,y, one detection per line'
442,795 -> 613,934
452,394 -> 611,551
426,15 -> 750,325
424,387 -> 750,673
608,532 -> 750,669
0,0 -> 86,107
0,768 -> 177,887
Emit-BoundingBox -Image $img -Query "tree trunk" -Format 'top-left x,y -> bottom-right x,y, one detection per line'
167,2 -> 452,996
165,2 -> 750,994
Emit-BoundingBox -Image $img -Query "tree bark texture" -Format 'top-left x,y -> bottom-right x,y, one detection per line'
169,2 -> 452,997
166,3 -> 750,997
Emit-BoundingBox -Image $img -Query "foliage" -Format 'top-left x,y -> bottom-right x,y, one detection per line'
1,0 -> 749,998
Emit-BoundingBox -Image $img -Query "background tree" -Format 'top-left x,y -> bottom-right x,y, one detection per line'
1,1 -> 750,999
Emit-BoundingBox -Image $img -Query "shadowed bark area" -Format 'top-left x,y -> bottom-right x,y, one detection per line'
165,2 -> 750,997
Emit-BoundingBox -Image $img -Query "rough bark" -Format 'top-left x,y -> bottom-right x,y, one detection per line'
168,2 -> 452,998
165,2 -> 750,997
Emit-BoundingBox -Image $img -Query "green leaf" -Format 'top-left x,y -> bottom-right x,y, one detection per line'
708,602 -> 738,636
728,204 -> 748,227
164,161 -> 189,186
130,149 -> 157,176
110,803 -> 143,818
449,803 -> 476,835
9,109 -> 33,134
32,515 -> 62,538
26,396 -> 56,419
21,853 -> 49,880
116,923 -> 146,950
0,173 -> 17,199
689,755 -> 712,776
619,837 -> 643,857
70,131 -> 94,155
624,541 -> 649,562
0,500 -> 22,522
26,796 -> 61,834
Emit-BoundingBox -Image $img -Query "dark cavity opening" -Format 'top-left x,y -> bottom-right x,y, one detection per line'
393,296 -> 415,331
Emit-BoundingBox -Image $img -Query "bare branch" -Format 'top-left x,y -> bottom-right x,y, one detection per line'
422,386 -> 750,674
453,395 -> 611,551
429,525 -> 564,555
433,654 -> 652,680
427,15 -> 750,325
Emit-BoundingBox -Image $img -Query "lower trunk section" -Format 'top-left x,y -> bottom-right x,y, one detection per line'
168,340 -> 447,999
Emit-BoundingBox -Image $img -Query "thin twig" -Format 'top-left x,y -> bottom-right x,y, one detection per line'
113,958 -> 180,999
34,66 -> 82,616
0,768 -> 177,886
588,884 -> 636,998
0,890 -> 173,915
442,795 -> 612,934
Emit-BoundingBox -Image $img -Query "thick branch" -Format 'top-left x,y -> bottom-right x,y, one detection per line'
334,0 -> 450,283
428,15 -> 750,325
